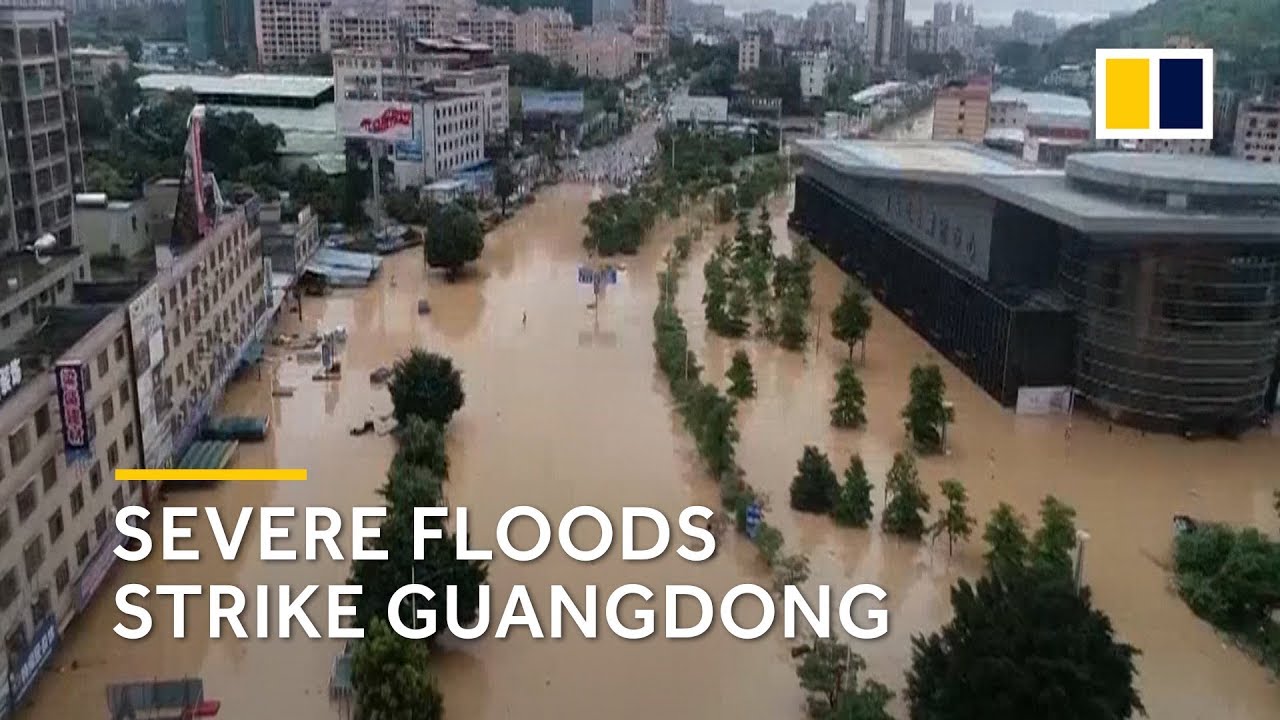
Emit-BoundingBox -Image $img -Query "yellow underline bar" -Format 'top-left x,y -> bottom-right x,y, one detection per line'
114,469 -> 308,482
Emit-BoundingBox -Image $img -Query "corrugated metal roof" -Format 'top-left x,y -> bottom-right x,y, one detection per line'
137,73 -> 333,100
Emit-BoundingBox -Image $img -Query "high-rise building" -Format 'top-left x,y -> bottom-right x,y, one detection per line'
738,29 -> 760,73
633,0 -> 665,27
864,0 -> 904,68
514,7 -> 572,64
571,24 -> 635,79
254,0 -> 330,67
0,6 -> 84,249
931,1 -> 951,26
798,50 -> 830,100
188,0 -> 257,66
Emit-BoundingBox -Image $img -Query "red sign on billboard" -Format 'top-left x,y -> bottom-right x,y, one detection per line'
359,107 -> 413,135
55,362 -> 92,453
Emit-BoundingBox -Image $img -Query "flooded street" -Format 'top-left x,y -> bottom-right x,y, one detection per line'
21,178 -> 1280,720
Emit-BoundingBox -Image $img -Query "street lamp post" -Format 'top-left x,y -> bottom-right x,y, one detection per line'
1074,529 -> 1091,592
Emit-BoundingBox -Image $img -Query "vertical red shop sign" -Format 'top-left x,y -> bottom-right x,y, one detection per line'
55,362 -> 92,455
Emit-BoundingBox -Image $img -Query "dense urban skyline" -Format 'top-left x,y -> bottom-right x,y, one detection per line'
718,0 -> 1151,25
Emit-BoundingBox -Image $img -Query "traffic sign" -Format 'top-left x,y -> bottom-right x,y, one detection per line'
746,503 -> 762,540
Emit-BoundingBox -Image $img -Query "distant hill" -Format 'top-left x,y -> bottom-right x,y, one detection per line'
1048,0 -> 1280,63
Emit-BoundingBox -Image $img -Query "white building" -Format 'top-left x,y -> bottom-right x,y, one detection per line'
667,94 -> 728,124
254,0 -> 330,68
798,50 -> 830,100
738,29 -> 761,73
70,46 -> 130,92
332,45 -> 509,136
385,92 -> 487,188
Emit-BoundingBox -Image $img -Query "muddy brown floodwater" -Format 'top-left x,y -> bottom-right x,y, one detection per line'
23,182 -> 1280,720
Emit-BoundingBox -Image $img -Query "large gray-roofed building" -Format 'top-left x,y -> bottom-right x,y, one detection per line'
789,138 -> 1280,435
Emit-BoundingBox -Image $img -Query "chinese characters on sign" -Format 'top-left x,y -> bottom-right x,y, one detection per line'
55,361 -> 92,454
0,358 -> 21,399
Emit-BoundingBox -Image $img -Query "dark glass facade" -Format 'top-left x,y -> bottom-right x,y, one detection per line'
791,169 -> 1280,434
790,174 -> 1075,406
1060,236 -> 1280,433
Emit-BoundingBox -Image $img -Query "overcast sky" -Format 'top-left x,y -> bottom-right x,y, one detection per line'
720,0 -> 1153,26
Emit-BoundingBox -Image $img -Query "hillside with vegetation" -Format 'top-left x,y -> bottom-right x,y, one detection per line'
1048,0 -> 1280,64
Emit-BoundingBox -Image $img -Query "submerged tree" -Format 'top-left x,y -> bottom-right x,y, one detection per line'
1031,495 -> 1079,579
931,478 -> 976,556
882,452 -> 930,539
833,455 -> 874,528
830,362 -> 867,429
424,202 -> 484,280
901,362 -> 954,454
830,280 -> 873,362
905,571 -> 1145,719
790,445 -> 840,514
983,502 -> 1031,579
795,638 -> 894,720
351,617 -> 444,720
703,251 -> 731,333
777,289 -> 810,351
387,349 -> 465,426
726,349 -> 757,399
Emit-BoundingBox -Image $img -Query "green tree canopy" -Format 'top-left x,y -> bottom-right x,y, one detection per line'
425,202 -> 485,279
902,362 -> 953,454
351,617 -> 444,720
726,349 -> 756,400
833,455 -> 874,528
882,452 -> 930,539
830,280 -> 872,362
387,349 -> 466,426
905,571 -> 1145,720
830,362 -> 867,429
796,638 -> 894,720
1030,495 -> 1078,579
983,502 -> 1030,579
931,479 -> 975,556
790,445 -> 840,514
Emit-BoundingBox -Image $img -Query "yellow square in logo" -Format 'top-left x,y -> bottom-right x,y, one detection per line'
1104,57 -> 1151,130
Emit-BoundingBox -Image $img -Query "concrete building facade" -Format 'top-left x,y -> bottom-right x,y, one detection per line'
513,8 -> 572,65
1234,97 -> 1280,164
931,78 -> 989,143
570,25 -> 635,80
69,46 -> 128,93
797,50 -> 830,100
737,29 -> 760,73
864,0 -> 904,68
0,6 -> 85,249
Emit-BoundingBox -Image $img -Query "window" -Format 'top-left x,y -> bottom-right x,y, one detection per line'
54,560 -> 69,595
107,441 -> 119,470
96,349 -> 109,377
94,510 -> 108,539
102,396 -> 114,424
34,406 -> 50,437
46,507 -> 63,542
69,482 -> 84,516
112,486 -> 124,511
8,425 -> 29,466
0,508 -> 9,548
118,379 -> 130,405
40,457 -> 56,492
30,589 -> 49,625
22,535 -> 44,579
75,533 -> 89,564
5,623 -> 26,658
87,410 -> 96,439
0,569 -> 16,610
123,423 -> 134,451
16,481 -> 37,522
89,461 -> 102,491
114,334 -> 125,361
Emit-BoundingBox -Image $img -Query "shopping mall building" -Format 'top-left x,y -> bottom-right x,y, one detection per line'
789,139 -> 1280,435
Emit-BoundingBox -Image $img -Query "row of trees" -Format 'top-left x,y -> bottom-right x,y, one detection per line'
789,480 -> 1145,719
348,349 -> 480,719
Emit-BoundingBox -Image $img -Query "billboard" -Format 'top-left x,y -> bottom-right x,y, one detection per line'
55,362 -> 92,456
1015,386 -> 1075,415
395,139 -> 424,162
338,101 -> 415,141
128,283 -> 172,469
521,89 -> 585,116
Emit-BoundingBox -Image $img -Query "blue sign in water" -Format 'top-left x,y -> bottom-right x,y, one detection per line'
746,503 -> 763,540
394,140 -> 423,162
578,266 -> 594,284
0,617 -> 59,718
578,266 -> 619,286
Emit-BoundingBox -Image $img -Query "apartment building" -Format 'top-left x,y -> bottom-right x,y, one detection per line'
0,6 -> 84,248
390,89 -> 485,188
514,8 -> 571,65
141,187 -> 269,469
260,199 -> 320,276
1234,97 -> 1280,163
571,25 -> 635,80
69,46 -> 128,93
797,50 -> 830,100
931,78 -> 990,143
332,44 -> 508,136
456,6 -> 516,55
738,29 -> 760,73
254,0 -> 330,67
864,0 -> 905,68
325,0 -> 465,52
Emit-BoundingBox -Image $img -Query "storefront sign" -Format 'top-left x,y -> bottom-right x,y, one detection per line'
55,362 -> 92,454
76,527 -> 125,611
0,617 -> 59,718
394,139 -> 424,162
0,358 -> 22,400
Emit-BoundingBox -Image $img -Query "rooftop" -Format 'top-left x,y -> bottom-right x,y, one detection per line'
1067,152 -> 1280,198
0,305 -> 116,411
796,139 -> 1280,235
0,252 -> 80,306
990,87 -> 1092,119
137,73 -> 334,101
